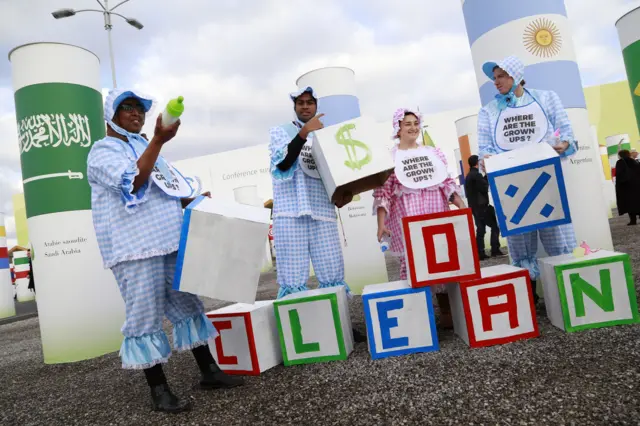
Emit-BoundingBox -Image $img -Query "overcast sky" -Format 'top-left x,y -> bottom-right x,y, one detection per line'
0,0 -> 639,246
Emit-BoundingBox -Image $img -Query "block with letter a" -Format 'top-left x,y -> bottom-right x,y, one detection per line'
206,300 -> 282,375
539,250 -> 640,332
362,281 -> 439,360
449,265 -> 539,347
403,208 -> 481,287
273,286 -> 353,366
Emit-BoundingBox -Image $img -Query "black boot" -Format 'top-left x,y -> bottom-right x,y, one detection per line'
150,384 -> 192,413
531,280 -> 540,304
192,344 -> 244,390
144,364 -> 191,413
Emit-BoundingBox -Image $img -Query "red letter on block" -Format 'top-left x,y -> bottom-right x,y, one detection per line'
212,320 -> 238,365
422,223 -> 460,274
477,284 -> 519,332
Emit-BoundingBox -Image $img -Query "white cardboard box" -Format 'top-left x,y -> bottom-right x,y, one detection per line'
312,116 -> 394,202
173,196 -> 271,304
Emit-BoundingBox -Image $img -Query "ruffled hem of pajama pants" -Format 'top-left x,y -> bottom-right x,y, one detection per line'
119,313 -> 217,370
277,281 -> 352,299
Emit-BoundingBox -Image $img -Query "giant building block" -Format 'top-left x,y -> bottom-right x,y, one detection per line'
362,281 -> 438,360
206,300 -> 282,375
273,287 -> 353,366
485,143 -> 571,237
539,250 -> 640,332
403,208 -> 480,287
449,265 -> 539,348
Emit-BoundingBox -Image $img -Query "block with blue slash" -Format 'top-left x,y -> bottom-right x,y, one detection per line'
362,281 -> 439,360
484,143 -> 571,237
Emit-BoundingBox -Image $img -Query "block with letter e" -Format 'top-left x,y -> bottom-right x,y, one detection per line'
273,286 -> 353,366
485,143 -> 571,237
362,281 -> 438,360
539,250 -> 640,332
206,300 -> 282,375
403,208 -> 481,287
448,265 -> 539,348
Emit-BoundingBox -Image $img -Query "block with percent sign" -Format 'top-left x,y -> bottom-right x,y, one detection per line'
403,209 -> 481,287
485,143 -> 571,237
312,116 -> 394,203
206,300 -> 283,375
274,286 -> 354,366
448,265 -> 539,348
539,250 -> 640,332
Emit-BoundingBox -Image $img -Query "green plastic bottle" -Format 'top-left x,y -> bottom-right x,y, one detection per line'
162,96 -> 184,126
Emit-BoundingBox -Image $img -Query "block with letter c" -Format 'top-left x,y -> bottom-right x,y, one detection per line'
403,208 -> 481,287
206,300 -> 282,375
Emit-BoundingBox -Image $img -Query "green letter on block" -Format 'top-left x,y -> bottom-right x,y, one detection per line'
289,309 -> 320,353
570,269 -> 615,318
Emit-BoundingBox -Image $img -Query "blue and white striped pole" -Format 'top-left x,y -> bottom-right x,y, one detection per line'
461,0 -> 613,251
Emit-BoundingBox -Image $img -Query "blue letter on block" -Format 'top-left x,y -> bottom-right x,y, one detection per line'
378,299 -> 409,350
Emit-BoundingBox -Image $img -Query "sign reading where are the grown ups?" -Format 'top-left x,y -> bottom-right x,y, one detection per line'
15,83 -> 104,218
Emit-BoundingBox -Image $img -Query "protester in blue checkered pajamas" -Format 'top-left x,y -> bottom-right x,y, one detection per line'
269,86 -> 366,342
87,89 -> 242,414
477,56 -> 578,303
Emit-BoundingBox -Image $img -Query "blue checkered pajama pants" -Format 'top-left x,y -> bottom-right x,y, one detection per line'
111,252 -> 217,369
273,216 -> 348,298
507,223 -> 576,281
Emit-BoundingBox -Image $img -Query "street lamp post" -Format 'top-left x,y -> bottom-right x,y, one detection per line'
52,0 -> 143,88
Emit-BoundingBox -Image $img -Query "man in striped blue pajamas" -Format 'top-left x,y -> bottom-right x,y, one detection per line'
269,87 -> 365,342
88,89 -> 243,414
477,56 -> 578,303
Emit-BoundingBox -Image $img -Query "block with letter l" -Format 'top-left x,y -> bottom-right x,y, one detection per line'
362,281 -> 438,360
539,250 -> 640,332
403,208 -> 481,287
449,265 -> 539,348
205,300 -> 282,375
273,286 -> 353,366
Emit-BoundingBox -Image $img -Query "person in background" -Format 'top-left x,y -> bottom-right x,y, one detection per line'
614,149 -> 640,225
631,148 -> 639,162
373,108 -> 467,329
268,87 -> 365,342
477,55 -> 578,304
27,249 -> 35,293
87,89 -> 243,414
464,155 -> 505,260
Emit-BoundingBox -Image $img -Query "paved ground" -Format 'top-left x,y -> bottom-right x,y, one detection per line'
1,214 -> 639,425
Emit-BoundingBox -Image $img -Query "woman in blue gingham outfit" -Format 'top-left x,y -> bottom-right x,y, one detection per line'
477,56 -> 577,302
88,89 -> 242,413
269,87 -> 365,342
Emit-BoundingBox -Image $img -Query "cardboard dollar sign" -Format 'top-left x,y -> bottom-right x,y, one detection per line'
336,123 -> 372,171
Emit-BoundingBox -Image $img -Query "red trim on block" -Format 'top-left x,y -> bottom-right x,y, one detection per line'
461,270 -> 540,348
403,208 -> 481,287
421,223 -> 460,274
212,320 -> 239,365
206,311 -> 260,375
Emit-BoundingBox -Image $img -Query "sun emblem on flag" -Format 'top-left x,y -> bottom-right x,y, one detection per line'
523,18 -> 563,58
634,81 -> 640,97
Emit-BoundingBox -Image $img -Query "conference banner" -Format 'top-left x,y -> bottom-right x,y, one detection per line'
10,43 -> 125,363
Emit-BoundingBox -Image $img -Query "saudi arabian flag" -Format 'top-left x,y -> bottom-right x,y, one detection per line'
618,9 -> 640,136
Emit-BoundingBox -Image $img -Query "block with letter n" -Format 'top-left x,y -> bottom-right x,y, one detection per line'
206,300 -> 282,376
448,265 -> 539,348
362,281 -> 439,360
273,286 -> 353,366
539,251 -> 640,332
403,208 -> 481,287
485,143 -> 571,237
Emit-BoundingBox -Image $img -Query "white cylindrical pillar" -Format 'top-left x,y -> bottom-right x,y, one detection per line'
9,43 -> 125,363
0,213 -> 15,319
455,114 -> 479,181
616,7 -> 640,136
461,0 -> 613,250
